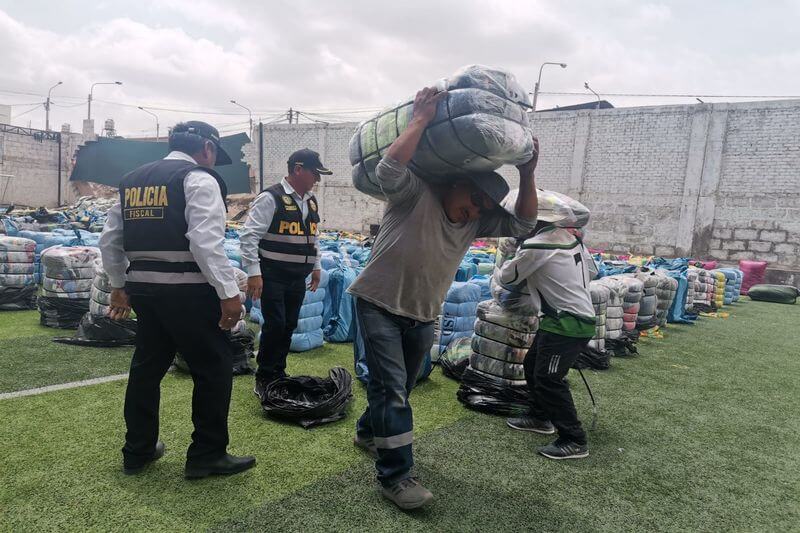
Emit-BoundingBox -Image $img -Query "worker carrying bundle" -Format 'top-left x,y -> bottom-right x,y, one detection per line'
347,84 -> 539,510
350,64 -> 534,200
495,189 -> 595,461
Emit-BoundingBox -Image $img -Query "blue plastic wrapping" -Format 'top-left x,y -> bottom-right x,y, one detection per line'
323,261 -> 359,343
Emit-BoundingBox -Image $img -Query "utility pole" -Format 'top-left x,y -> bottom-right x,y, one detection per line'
230,99 -> 253,135
45,81 -> 63,131
287,108 -> 293,124
138,106 -> 160,141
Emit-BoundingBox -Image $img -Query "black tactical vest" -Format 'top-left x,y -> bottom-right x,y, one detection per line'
119,157 -> 227,295
257,183 -> 320,277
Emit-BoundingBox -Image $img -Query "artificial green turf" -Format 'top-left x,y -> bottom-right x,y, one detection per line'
1,300 -> 799,532
0,310 -> 132,393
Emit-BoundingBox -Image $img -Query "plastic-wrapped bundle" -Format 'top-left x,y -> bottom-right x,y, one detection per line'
654,272 -> 678,327
0,236 -> 38,311
471,334 -> 528,364
476,299 -> 539,332
350,65 -> 533,200
710,270 -> 726,309
431,281 -> 482,362
619,276 -> 643,332
473,317 -> 535,348
261,367 -> 353,429
717,269 -> 738,305
732,269 -> 744,301
489,272 -> 537,314
635,271 -> 658,330
747,284 -> 799,304
502,188 -> 590,228
685,270 -> 698,313
290,269 -> 329,352
469,351 -> 525,380
595,277 -> 627,340
739,260 -> 767,295
588,281 -> 609,353
39,246 -> 99,328
323,262 -> 358,343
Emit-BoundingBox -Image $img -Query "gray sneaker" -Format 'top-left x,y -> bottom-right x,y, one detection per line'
381,478 -> 433,510
353,435 -> 378,459
506,416 -> 556,435
537,439 -> 589,460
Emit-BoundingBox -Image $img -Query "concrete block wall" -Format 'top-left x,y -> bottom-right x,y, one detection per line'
249,99 -> 800,278
0,128 -> 82,207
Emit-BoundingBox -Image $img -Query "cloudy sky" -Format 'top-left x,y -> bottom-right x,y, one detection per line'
1,0 -> 798,136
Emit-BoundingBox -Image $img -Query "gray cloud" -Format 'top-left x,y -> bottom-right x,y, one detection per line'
0,1 -> 798,136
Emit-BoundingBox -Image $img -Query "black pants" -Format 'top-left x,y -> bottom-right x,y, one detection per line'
523,331 -> 590,445
256,268 -> 307,381
123,290 -> 233,465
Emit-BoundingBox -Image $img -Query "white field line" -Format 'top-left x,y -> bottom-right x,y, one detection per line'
0,373 -> 129,400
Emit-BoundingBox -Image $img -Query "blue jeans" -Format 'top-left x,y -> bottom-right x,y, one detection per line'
355,298 -> 434,487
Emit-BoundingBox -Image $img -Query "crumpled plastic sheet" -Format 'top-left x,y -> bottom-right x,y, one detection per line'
53,312 -> 137,347
261,367 -> 353,429
351,64 -> 533,200
457,366 -> 529,416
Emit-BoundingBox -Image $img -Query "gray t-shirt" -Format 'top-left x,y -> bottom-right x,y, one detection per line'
348,156 -> 536,322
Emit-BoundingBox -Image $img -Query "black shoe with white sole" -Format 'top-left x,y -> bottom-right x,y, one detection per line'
537,438 -> 589,460
506,416 -> 556,435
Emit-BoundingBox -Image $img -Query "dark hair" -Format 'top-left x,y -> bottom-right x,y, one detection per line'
287,161 -> 303,175
168,123 -> 208,155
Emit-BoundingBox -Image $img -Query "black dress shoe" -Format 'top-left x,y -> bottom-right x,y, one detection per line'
123,440 -> 166,475
185,453 -> 256,479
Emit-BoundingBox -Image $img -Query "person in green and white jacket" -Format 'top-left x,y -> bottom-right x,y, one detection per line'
496,190 -> 595,460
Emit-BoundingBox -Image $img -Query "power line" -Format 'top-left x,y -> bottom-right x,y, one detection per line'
539,91 -> 800,99
11,104 -> 43,119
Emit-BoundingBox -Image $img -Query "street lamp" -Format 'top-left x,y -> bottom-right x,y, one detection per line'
88,81 -> 122,120
230,99 -> 253,134
584,82 -> 601,110
531,62 -> 567,112
138,106 -> 160,141
45,81 -> 63,131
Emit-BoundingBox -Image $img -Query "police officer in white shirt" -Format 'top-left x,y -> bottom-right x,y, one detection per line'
239,149 -> 330,400
100,121 -> 255,479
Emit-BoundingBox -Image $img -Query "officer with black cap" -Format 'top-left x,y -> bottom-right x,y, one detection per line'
239,148 -> 332,399
99,121 -> 256,479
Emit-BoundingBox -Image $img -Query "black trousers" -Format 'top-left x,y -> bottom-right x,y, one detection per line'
523,331 -> 590,445
123,289 -> 233,465
256,268 -> 307,381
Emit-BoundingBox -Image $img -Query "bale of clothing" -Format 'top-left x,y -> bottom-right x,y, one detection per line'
38,246 -> 99,328
0,236 -> 38,310
350,64 -> 534,200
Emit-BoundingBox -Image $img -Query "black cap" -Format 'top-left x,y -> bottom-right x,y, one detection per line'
171,121 -> 232,166
288,148 -> 332,175
466,171 -> 510,208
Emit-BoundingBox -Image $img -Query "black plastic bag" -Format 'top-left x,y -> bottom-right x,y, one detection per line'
606,337 -> 639,357
174,327 -> 255,376
38,296 -> 90,328
574,345 -> 611,370
229,328 -> 255,375
456,366 -> 529,416
261,367 -> 353,429
53,312 -> 137,347
0,285 -> 38,311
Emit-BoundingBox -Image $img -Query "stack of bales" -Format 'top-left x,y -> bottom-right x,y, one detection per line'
685,269 -> 699,313
635,270 -> 659,329
291,269 -> 329,352
654,272 -> 679,327
710,270 -> 726,310
619,276 -> 644,333
595,277 -> 627,342
431,282 -> 482,363
38,246 -> 100,328
0,236 -> 38,310
90,260 -> 112,317
587,281 -> 609,352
